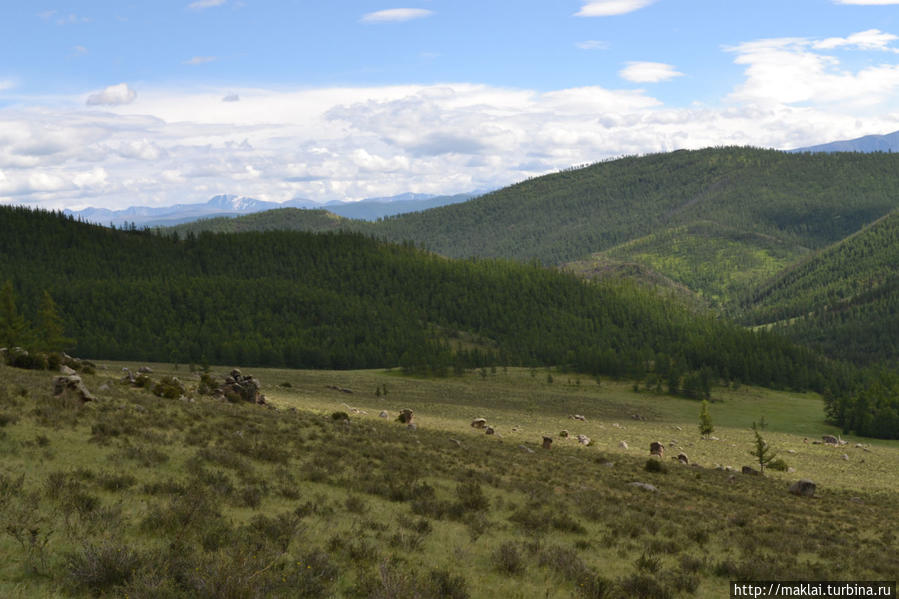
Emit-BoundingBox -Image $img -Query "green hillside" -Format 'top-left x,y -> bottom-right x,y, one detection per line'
1,205 -> 843,396
743,210 -> 899,366
167,208 -> 348,235
355,147 -> 899,264
568,221 -> 809,308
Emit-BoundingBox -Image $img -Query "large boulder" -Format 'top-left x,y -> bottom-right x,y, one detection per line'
649,441 -> 664,457
471,418 -> 487,429
789,479 -> 816,497
53,375 -> 95,402
822,435 -> 839,445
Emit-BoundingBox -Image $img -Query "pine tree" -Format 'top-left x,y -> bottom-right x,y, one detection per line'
698,400 -> 713,439
749,423 -> 777,474
0,280 -> 29,349
35,290 -> 72,352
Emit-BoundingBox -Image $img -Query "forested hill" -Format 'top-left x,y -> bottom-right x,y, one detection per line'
368,147 -> 899,264
743,210 -> 899,366
172,148 -> 899,270
0,205 -> 842,396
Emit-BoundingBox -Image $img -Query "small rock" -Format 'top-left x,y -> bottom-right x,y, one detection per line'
841,454 -> 849,461
559,429 -> 569,438
787,467 -> 796,473
822,434 -> 839,445
619,441 -> 629,450
60,365 -> 77,375
577,434 -> 591,446
676,452 -> 688,465
379,411 -> 389,418
629,482 -> 658,492
519,444 -> 535,454
787,449 -> 797,454
710,436 -> 719,441
406,422 -> 417,431
450,438 -> 462,447
485,426 -> 495,435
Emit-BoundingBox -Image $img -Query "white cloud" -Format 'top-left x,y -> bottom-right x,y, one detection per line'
184,56 -> 217,65
188,0 -> 226,10
86,83 -> 138,106
222,93 -> 240,102
727,32 -> 899,106
575,0 -> 656,17
0,80 -> 16,91
619,61 -> 684,83
36,10 -> 56,20
813,29 -> 898,51
361,8 -> 433,23
576,40 -> 610,50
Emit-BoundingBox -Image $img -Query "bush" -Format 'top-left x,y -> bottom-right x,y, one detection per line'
492,542 -> 525,576
152,376 -> 186,399
768,458 -> 789,472
64,541 -> 144,595
644,459 -> 668,473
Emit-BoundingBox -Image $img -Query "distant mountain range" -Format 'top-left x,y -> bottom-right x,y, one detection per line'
791,130 -> 899,153
65,191 -> 480,228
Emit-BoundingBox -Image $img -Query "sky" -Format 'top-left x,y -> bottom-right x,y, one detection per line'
2,0 -> 899,210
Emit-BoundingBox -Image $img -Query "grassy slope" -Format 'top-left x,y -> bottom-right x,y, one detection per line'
2,362 -> 896,598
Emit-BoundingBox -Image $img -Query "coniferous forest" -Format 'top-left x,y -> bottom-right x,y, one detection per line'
4,146 -> 899,438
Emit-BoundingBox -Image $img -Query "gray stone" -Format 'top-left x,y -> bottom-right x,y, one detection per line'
789,479 -> 816,497
619,440 -> 629,450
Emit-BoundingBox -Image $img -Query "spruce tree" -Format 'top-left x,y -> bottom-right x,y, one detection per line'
749,423 -> 777,474
35,290 -> 72,352
0,280 -> 28,349
698,400 -> 713,439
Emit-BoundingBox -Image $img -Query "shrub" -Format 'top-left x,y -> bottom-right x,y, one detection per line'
454,480 -> 489,513
64,540 -> 144,595
644,459 -> 667,473
96,471 -> 137,492
152,376 -> 186,399
0,412 -> 19,427
427,569 -> 470,599
768,458 -> 789,472
331,411 -> 350,422
492,542 -> 525,576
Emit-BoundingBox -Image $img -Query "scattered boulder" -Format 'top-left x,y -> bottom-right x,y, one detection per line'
676,453 -> 689,465
98,383 -> 110,392
379,411 -> 389,418
397,409 -> 414,424
53,375 -> 95,402
619,441 -> 629,450
742,466 -> 760,476
841,454 -> 849,461
822,435 -> 839,445
471,418 -> 488,429
138,366 -> 153,374
649,441 -> 664,457
788,479 -> 816,497
577,434 -> 591,446
450,438 -> 462,447
59,365 -> 77,376
559,429 -> 569,438
542,436 -> 553,450
221,370 -> 265,404
485,426 -> 495,435
787,449 -> 797,454
629,482 -> 658,492
519,444 -> 535,454
406,422 -> 417,431
572,414 -> 586,422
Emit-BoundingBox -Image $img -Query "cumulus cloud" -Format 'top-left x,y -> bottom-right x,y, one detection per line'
727,32 -> 899,106
361,8 -> 433,23
619,61 -> 684,83
86,83 -> 138,106
575,0 -> 656,17
0,80 -> 15,91
6,29 -> 899,212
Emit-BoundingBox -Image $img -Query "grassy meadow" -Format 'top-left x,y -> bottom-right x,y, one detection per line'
0,361 -> 896,598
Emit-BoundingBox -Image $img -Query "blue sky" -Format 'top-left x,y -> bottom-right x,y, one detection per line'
3,0 -> 899,209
